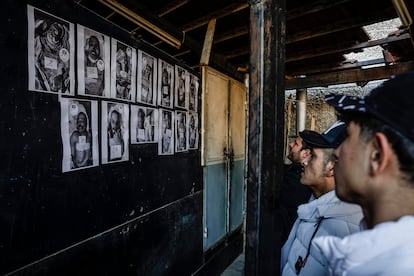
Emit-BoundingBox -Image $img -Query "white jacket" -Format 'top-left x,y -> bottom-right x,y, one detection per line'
281,191 -> 363,276
313,215 -> 414,276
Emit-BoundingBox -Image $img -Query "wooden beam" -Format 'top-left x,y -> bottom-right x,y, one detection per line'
287,0 -> 352,20
200,19 -> 217,65
285,61 -> 414,89
83,0 -> 243,81
287,12 -> 394,44
157,0 -> 190,17
286,32 -> 411,63
223,47 -> 249,59
180,1 -> 248,32
288,58 -> 385,76
214,26 -> 249,44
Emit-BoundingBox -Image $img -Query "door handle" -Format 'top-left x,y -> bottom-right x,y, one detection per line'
223,147 -> 234,169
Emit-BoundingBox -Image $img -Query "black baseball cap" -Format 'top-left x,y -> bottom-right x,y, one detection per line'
325,70 -> 414,143
299,121 -> 346,149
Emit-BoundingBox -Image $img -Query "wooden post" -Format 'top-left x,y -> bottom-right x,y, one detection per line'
245,0 -> 286,275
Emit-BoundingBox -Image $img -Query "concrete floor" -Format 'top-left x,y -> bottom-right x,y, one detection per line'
221,254 -> 244,276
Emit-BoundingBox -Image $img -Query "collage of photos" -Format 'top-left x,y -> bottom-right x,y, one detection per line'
27,5 -> 200,172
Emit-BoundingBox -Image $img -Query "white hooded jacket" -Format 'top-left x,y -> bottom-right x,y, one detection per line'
313,215 -> 414,275
281,190 -> 363,276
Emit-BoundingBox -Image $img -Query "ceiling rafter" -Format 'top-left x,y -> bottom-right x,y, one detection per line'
179,1 -> 248,32
287,13 -> 394,44
286,60 -> 414,89
157,0 -> 191,17
286,32 -> 411,63
287,0 -> 352,20
213,26 -> 249,44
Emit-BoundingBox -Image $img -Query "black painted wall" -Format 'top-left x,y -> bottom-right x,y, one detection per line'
0,0 -> 204,274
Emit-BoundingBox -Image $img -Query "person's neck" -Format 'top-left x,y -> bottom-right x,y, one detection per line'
363,185 -> 414,228
310,179 -> 335,199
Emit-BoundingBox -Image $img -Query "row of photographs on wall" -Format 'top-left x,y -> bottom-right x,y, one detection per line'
27,5 -> 199,112
61,98 -> 199,173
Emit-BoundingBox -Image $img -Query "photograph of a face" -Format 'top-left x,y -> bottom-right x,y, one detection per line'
111,38 -> 136,101
130,105 -> 158,144
158,109 -> 174,155
137,50 -> 157,106
101,101 -> 129,163
187,111 -> 199,149
77,24 -> 110,98
175,66 -> 189,109
28,5 -> 75,95
60,98 -> 99,172
189,74 -> 199,112
175,111 -> 187,152
158,59 -> 174,109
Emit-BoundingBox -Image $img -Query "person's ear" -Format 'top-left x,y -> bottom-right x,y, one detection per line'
370,132 -> 392,175
302,148 -> 311,159
326,160 -> 335,177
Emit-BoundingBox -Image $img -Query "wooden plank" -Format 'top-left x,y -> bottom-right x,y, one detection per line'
285,61 -> 414,89
200,19 -> 217,65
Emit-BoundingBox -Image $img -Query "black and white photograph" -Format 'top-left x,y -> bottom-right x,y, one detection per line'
111,38 -> 136,101
188,74 -> 199,112
130,105 -> 158,144
187,111 -> 199,149
28,5 -> 75,95
101,101 -> 129,163
175,65 -> 189,109
77,24 -> 110,98
60,98 -> 99,172
137,50 -> 157,106
158,109 -> 174,155
157,59 -> 174,109
175,111 -> 187,152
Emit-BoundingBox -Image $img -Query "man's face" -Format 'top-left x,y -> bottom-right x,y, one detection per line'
288,136 -> 307,163
87,36 -> 100,60
110,111 -> 119,131
300,148 -> 329,187
334,122 -> 369,202
77,113 -> 87,133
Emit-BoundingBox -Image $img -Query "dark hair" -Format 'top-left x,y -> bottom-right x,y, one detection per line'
300,139 -> 311,151
339,111 -> 414,182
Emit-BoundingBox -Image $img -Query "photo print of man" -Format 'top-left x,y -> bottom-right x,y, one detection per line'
175,66 -> 189,109
187,111 -> 199,149
77,25 -> 110,98
130,105 -> 158,144
175,111 -> 187,152
188,74 -> 199,112
157,59 -> 174,109
28,5 -> 75,95
111,38 -> 136,101
60,98 -> 99,172
101,101 -> 129,163
137,50 -> 157,106
158,109 -> 174,155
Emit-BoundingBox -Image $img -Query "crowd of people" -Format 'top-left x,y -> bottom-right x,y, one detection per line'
280,70 -> 414,275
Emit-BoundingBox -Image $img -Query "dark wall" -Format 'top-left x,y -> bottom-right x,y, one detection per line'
0,0 -> 203,274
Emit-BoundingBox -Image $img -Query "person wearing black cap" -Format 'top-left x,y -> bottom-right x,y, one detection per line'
313,71 -> 414,275
279,135 -> 312,245
281,121 -> 363,276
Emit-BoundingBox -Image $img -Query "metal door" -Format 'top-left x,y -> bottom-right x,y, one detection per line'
201,66 -> 247,250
